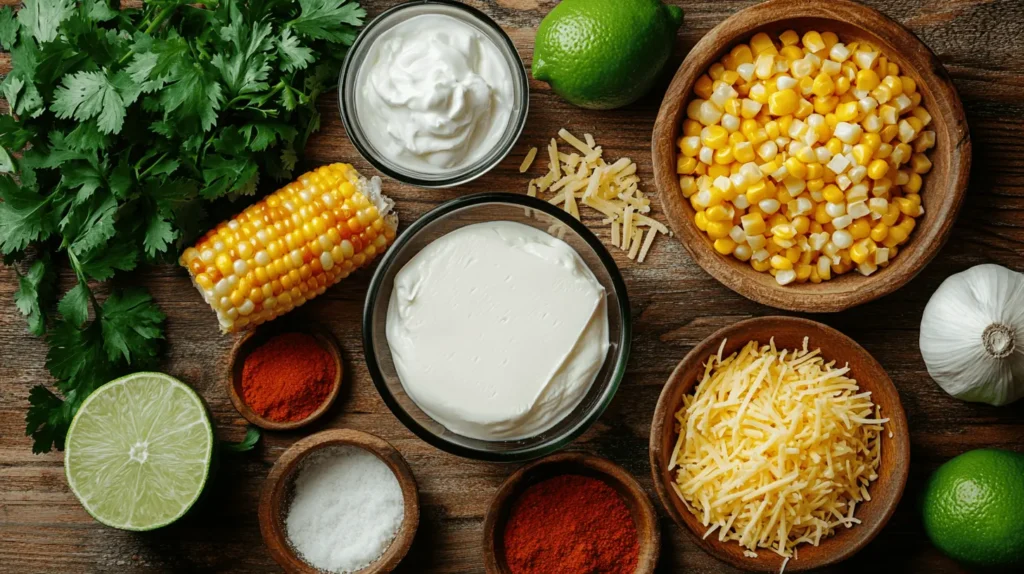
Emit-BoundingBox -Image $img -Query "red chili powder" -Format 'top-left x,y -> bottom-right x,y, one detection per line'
240,332 -> 335,422
503,474 -> 640,574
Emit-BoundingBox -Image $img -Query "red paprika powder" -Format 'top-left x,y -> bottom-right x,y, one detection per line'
240,332 -> 335,422
503,474 -> 640,574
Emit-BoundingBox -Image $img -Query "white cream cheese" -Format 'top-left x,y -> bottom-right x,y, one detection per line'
356,13 -> 515,174
386,221 -> 610,441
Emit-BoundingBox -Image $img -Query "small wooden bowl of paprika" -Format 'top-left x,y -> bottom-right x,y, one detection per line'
227,321 -> 343,431
483,452 -> 661,574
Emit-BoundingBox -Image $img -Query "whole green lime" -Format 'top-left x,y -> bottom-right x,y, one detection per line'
532,0 -> 683,110
922,449 -> 1024,568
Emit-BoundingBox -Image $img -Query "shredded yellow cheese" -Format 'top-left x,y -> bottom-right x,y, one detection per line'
523,129 -> 669,263
519,147 -> 538,173
669,338 -> 887,561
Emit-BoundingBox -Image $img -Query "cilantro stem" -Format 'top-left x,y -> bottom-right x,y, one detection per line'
138,152 -> 169,180
66,250 -> 102,316
225,82 -> 285,110
116,5 -> 179,65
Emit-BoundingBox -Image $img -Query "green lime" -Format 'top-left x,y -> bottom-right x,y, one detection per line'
532,0 -> 683,110
922,448 -> 1024,568
65,372 -> 214,531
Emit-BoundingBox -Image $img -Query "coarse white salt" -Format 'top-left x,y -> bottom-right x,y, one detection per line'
286,445 -> 404,573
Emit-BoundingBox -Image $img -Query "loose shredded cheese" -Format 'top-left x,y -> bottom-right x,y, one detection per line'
522,129 -> 670,263
519,147 -> 538,173
669,338 -> 887,562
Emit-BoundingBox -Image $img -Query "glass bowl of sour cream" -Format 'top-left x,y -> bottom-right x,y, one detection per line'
363,194 -> 631,462
339,1 -> 529,188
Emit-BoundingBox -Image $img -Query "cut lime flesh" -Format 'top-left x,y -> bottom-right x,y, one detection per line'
65,372 -> 214,531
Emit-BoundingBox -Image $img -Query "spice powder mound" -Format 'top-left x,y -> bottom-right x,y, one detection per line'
503,474 -> 640,574
241,332 -> 335,422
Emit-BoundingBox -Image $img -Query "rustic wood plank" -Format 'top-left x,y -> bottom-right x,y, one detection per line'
1,1 -> 1023,572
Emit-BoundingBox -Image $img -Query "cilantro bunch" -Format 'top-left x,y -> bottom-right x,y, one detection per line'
0,0 -> 365,453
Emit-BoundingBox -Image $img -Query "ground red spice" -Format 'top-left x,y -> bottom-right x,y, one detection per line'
240,332 -> 335,422
503,474 -> 640,574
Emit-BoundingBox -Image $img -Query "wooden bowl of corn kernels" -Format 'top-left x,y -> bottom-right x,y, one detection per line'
652,0 -> 970,312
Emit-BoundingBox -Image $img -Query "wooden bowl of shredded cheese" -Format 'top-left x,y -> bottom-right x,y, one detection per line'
649,316 -> 909,572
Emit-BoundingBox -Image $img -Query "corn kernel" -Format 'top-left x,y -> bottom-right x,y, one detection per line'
701,125 -> 729,149
905,172 -> 923,193
867,159 -> 889,180
803,31 -> 826,53
784,157 -> 807,179
835,100 -> 859,123
714,238 -> 738,255
812,73 -> 835,97
768,89 -> 800,115
770,254 -> 794,270
694,211 -> 709,231
750,33 -> 776,54
695,75 -> 714,99
706,220 -> 732,239
855,69 -> 880,92
910,153 -> 932,174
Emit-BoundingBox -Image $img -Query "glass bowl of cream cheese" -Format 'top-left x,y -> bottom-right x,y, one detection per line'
363,194 -> 631,461
339,1 -> 529,188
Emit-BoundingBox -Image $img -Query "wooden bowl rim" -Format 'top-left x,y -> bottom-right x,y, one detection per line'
226,321 -> 344,431
651,0 -> 971,312
648,316 -> 911,571
258,429 -> 420,574
482,452 -> 661,574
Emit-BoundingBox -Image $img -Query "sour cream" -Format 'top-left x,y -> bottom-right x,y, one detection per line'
355,13 -> 515,174
386,221 -> 610,441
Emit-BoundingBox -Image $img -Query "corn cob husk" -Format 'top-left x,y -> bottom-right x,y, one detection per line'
179,163 -> 398,333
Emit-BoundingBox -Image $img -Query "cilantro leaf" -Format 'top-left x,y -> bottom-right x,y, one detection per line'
290,0 -> 366,43
64,193 -> 118,257
100,288 -> 165,365
201,153 -> 258,199
0,146 -> 15,173
0,7 -> 18,50
144,214 -> 176,258
14,255 -> 57,336
51,71 -> 128,135
159,63 -> 223,132
58,282 -> 91,327
222,426 -> 262,453
248,122 -> 297,152
45,318 -> 109,387
277,29 -> 314,72
26,385 -> 70,453
18,0 -> 75,45
213,11 -> 273,98
77,238 -> 138,280
60,162 -> 105,204
85,0 -> 118,22
0,176 -> 55,255
108,160 -> 133,199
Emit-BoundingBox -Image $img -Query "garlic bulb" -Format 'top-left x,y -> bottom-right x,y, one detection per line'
920,264 -> 1024,406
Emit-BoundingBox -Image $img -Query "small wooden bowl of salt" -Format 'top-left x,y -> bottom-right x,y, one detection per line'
259,429 -> 419,574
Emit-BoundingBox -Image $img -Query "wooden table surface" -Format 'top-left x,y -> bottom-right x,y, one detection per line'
2,0 -> 1022,572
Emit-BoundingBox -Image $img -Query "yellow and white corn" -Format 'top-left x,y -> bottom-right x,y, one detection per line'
678,30 -> 935,286
180,163 -> 398,332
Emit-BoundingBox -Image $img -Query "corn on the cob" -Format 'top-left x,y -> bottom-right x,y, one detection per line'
179,163 -> 398,333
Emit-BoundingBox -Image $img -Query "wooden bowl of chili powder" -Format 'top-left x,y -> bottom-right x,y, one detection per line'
483,452 -> 661,574
227,321 -> 343,431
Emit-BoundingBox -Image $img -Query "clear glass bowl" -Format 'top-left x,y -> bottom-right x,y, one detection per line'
363,194 -> 631,461
339,0 -> 530,188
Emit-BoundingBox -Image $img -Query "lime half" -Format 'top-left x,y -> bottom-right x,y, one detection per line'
65,372 -> 214,531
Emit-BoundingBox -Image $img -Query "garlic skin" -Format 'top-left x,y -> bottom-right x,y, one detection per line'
920,264 -> 1024,406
